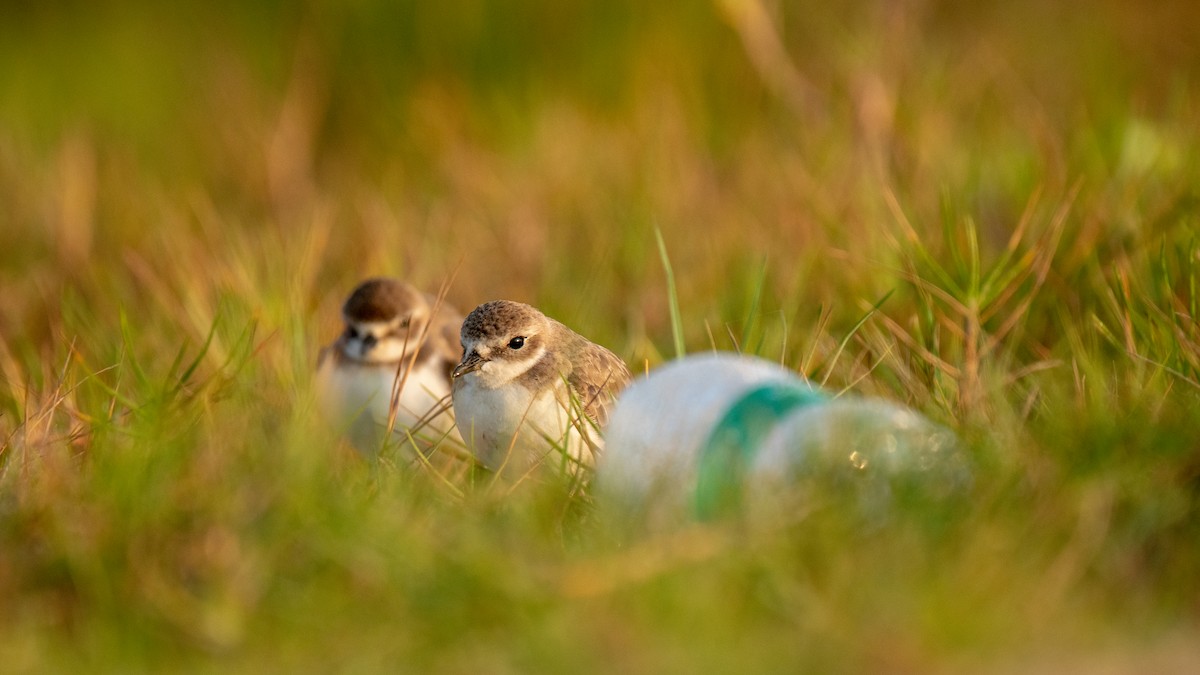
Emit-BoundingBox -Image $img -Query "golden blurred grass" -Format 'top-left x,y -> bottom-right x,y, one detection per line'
1,0 -> 1200,671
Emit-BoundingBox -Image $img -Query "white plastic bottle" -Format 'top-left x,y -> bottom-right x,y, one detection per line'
598,353 -> 970,528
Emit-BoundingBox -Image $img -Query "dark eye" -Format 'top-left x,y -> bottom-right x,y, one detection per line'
400,317 -> 411,328
346,326 -> 360,339
507,336 -> 526,350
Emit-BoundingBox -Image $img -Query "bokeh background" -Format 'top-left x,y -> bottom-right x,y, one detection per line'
3,1 -> 1195,360
2,1 -> 1199,671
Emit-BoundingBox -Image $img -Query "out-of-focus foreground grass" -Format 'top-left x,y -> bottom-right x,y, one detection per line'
2,0 -> 1199,671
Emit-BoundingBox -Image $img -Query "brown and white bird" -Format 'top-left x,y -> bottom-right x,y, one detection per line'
316,277 -> 463,457
450,300 -> 631,476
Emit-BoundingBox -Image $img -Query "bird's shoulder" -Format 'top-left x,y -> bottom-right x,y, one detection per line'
562,329 -> 631,427
317,339 -> 347,368
416,302 -> 464,375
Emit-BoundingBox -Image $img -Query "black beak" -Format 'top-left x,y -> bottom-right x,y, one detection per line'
452,350 -> 485,379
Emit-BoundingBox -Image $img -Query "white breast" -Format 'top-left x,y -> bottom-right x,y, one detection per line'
452,376 -> 598,475
317,358 -> 458,457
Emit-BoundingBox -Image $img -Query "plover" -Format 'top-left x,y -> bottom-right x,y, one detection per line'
316,277 -> 462,458
450,300 -> 631,476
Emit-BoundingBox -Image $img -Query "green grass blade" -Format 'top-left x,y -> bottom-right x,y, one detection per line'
656,226 -> 686,359
821,289 -> 894,386
741,257 -> 769,356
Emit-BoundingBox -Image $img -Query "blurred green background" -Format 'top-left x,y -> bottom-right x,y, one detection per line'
4,0 -> 1197,348
2,1 -> 1200,672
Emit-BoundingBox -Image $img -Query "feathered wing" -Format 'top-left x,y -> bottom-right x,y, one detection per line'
567,341 -> 632,428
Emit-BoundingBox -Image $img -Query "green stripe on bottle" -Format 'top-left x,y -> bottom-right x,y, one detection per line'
693,382 -> 827,520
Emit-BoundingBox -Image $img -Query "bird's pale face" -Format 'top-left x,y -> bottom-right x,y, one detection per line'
333,277 -> 436,366
453,316 -> 547,388
340,313 -> 425,364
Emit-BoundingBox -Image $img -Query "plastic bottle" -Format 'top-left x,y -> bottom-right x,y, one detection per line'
598,353 -> 970,528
